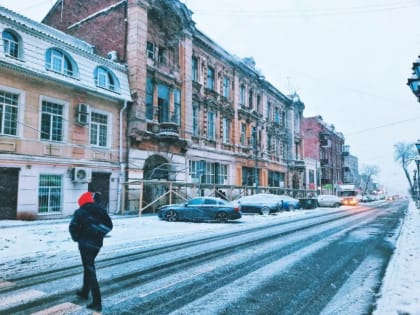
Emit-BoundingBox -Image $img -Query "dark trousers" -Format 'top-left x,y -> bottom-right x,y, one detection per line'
79,245 -> 101,305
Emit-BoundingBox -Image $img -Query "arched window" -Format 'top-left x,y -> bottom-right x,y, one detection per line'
45,48 -> 78,77
2,30 -> 20,58
94,66 -> 120,92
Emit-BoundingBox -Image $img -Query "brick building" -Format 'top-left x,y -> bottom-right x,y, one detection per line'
302,116 -> 345,194
0,6 -> 131,218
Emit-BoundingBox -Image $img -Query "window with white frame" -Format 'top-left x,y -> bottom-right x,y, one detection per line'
189,160 -> 228,185
0,90 -> 19,136
40,100 -> 64,141
207,111 -> 215,140
2,30 -> 20,58
222,118 -> 230,143
38,174 -> 62,213
147,41 -> 155,60
90,111 -> 109,147
94,66 -> 119,92
46,48 -> 77,77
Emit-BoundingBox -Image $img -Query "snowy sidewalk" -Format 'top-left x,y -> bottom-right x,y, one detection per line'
374,201 -> 420,315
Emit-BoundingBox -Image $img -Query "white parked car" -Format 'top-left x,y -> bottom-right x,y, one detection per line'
317,194 -> 342,207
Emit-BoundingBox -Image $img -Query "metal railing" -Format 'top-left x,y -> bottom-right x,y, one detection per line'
121,179 -> 316,216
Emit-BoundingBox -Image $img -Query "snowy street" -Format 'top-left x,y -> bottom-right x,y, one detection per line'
0,200 -> 416,314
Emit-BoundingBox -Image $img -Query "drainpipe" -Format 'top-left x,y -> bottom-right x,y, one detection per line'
117,100 -> 128,214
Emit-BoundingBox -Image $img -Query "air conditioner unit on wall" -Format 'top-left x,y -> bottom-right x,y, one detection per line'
76,103 -> 90,126
72,167 -> 92,183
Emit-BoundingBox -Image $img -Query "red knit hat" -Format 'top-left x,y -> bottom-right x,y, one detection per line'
78,192 -> 94,207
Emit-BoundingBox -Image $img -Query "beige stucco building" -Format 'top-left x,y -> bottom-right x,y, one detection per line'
0,6 -> 131,218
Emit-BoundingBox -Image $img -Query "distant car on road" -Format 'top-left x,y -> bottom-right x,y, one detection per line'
317,194 -> 342,207
234,193 -> 284,215
158,197 -> 241,223
277,195 -> 300,211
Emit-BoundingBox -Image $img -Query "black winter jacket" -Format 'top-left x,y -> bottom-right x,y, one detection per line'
69,203 -> 113,249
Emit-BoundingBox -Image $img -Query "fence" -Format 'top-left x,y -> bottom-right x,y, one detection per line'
121,179 -> 317,215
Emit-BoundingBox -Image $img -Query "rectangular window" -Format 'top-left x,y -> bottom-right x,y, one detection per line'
146,77 -> 154,120
256,95 -> 261,113
51,50 -> 63,73
3,37 -> 19,58
216,164 -> 228,185
207,67 -> 215,90
251,126 -> 257,148
147,41 -> 155,59
41,100 -> 63,141
173,89 -> 181,125
223,76 -> 230,98
38,174 -> 62,213
274,108 -> 280,124
192,57 -> 198,81
267,101 -> 272,121
0,90 -> 18,136
192,106 -> 199,136
242,166 -> 258,186
158,46 -> 166,65
240,123 -> 246,145
248,90 -> 253,109
90,112 -> 108,147
222,118 -> 230,143
207,111 -> 215,140
158,84 -> 170,122
240,85 -> 246,107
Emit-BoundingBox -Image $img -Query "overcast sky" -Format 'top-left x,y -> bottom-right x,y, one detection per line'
1,0 -> 420,194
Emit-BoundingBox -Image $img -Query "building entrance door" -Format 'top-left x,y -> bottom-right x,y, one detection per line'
0,168 -> 19,219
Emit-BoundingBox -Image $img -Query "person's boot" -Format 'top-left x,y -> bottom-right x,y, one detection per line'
87,287 -> 102,311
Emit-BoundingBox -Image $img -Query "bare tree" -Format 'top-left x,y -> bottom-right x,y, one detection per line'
393,142 -> 417,195
360,164 -> 380,194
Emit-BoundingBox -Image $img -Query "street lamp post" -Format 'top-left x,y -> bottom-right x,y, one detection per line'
415,141 -> 420,208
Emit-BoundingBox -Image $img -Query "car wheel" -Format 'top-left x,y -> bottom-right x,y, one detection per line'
216,212 -> 228,223
334,203 -> 341,207
288,204 -> 295,211
260,206 -> 270,216
165,210 -> 178,222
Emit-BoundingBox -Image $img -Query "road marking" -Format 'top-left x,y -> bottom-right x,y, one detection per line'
0,280 -> 15,289
0,289 -> 45,309
30,302 -> 83,315
139,266 -> 215,298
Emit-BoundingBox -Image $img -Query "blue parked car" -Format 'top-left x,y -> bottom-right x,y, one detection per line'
277,195 -> 300,211
158,197 -> 242,223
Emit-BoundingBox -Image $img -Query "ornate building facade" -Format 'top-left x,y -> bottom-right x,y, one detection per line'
43,0 -> 304,210
43,0 -> 306,210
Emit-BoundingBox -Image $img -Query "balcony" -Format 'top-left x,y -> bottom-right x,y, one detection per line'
146,121 -> 179,140
289,159 -> 305,171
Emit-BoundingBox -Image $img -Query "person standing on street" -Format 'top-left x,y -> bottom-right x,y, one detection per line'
69,192 -> 113,312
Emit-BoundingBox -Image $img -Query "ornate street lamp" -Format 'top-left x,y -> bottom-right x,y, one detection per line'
407,76 -> 420,99
413,59 -> 420,77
